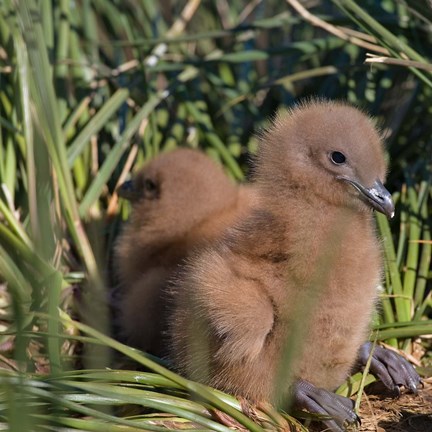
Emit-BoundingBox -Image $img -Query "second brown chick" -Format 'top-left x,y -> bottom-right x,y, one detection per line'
114,148 -> 257,357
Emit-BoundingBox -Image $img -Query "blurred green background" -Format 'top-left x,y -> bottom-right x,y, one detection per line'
0,1 -> 431,431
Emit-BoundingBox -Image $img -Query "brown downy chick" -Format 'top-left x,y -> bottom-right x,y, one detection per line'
114,148 -> 257,357
168,101 -> 420,431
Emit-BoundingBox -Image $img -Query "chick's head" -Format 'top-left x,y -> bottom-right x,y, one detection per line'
256,100 -> 394,217
118,148 -> 238,235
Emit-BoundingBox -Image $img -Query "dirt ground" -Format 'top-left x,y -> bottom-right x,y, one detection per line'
355,377 -> 432,432
307,378 -> 432,432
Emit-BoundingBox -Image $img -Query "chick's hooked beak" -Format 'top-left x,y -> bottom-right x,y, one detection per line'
118,180 -> 138,201
337,176 -> 395,219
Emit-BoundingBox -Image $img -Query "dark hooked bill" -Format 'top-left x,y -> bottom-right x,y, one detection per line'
337,176 -> 395,219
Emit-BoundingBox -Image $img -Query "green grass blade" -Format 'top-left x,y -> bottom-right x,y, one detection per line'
67,89 -> 130,166
376,213 -> 410,322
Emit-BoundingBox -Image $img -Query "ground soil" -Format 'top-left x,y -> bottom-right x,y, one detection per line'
308,378 -> 432,432
356,378 -> 432,432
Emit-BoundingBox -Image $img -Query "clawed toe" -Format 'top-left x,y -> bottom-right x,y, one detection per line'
357,342 -> 421,395
293,379 -> 359,431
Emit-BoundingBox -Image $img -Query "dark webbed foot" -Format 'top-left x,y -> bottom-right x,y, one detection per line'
293,379 -> 360,432
357,342 -> 421,395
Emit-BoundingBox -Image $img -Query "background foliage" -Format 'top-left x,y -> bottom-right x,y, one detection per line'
0,0 -> 431,431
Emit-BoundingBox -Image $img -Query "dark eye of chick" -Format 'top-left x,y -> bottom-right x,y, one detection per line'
330,151 -> 346,165
142,178 -> 159,200
144,179 -> 157,192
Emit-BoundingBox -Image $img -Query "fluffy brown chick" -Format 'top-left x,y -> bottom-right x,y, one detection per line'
114,148 -> 257,357
168,100 -> 420,431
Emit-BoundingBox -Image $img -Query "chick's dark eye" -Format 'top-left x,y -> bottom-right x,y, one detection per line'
142,178 -> 160,200
330,151 -> 346,165
144,179 -> 157,191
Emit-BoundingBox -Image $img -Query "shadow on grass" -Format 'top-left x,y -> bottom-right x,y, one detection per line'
378,411 -> 432,432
